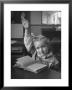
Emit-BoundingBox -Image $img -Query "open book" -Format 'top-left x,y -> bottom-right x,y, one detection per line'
15,56 -> 48,74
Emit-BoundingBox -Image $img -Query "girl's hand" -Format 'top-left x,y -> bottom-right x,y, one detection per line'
21,16 -> 29,29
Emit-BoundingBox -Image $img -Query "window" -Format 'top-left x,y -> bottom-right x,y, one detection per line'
42,11 -> 61,25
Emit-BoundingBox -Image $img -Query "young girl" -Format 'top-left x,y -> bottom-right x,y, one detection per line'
15,16 -> 59,70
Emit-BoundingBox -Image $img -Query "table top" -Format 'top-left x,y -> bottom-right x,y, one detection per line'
11,67 -> 61,79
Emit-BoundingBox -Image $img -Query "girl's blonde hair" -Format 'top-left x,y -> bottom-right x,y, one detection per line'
33,34 -> 50,46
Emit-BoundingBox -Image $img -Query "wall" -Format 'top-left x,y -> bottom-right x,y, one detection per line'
11,11 -> 42,38
30,11 -> 41,25
11,24 -> 23,38
11,11 -> 61,38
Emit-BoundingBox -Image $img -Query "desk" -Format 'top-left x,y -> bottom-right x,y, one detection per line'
11,54 -> 61,79
11,67 -> 61,79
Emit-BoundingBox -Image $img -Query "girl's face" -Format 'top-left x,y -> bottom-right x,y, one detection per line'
34,40 -> 49,58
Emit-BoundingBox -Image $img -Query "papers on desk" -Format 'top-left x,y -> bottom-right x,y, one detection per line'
15,56 -> 48,74
24,63 -> 47,73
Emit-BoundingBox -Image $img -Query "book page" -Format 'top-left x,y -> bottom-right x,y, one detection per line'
16,56 -> 35,68
26,63 -> 47,73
